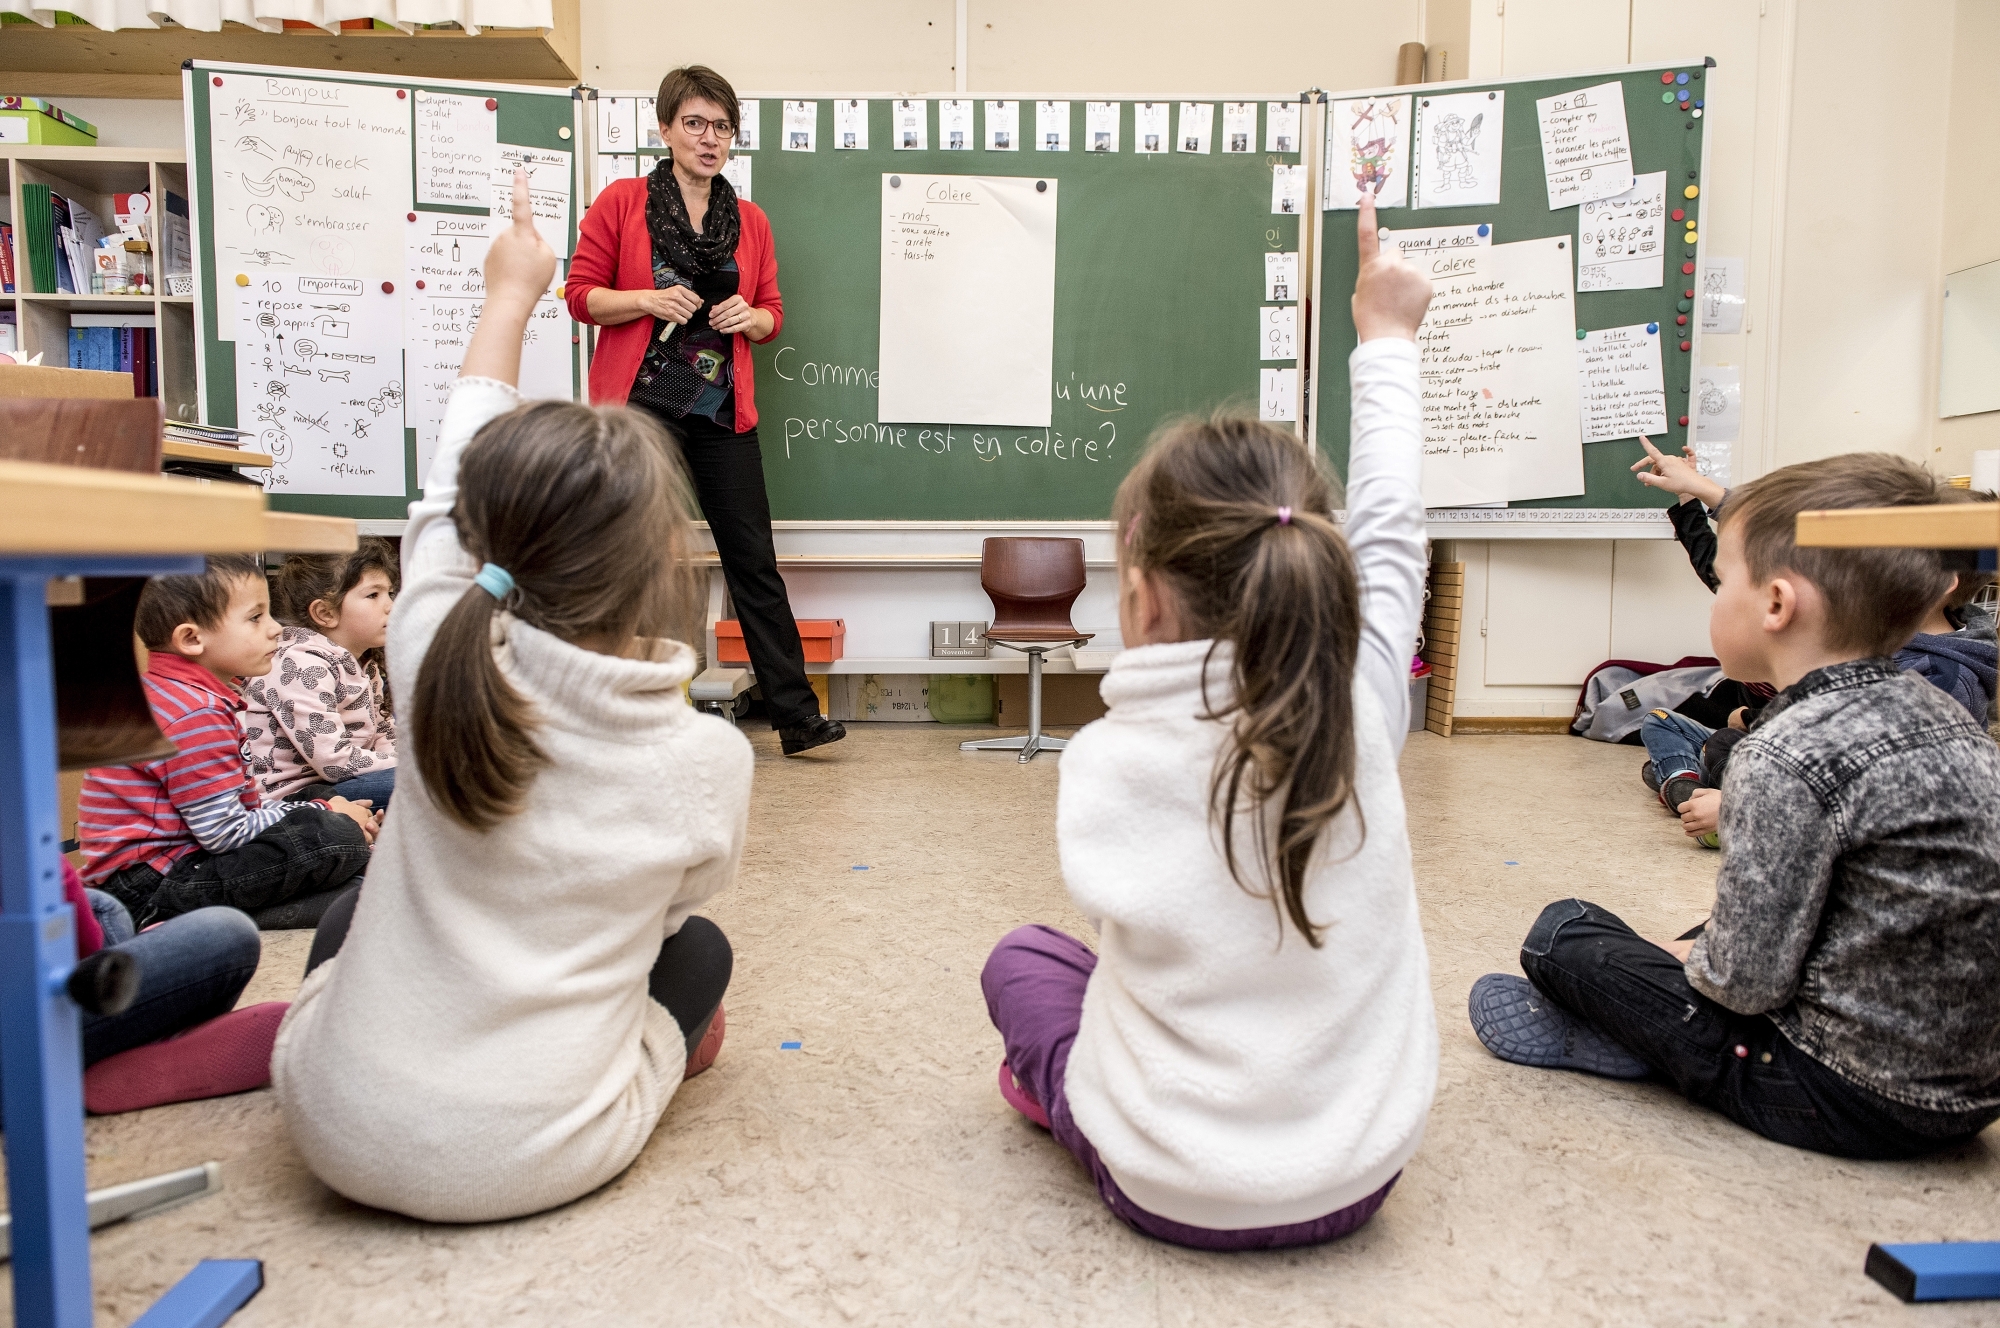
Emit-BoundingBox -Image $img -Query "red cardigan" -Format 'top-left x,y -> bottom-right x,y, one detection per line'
565,177 -> 784,433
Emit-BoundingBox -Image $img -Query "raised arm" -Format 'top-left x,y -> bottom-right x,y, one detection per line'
1343,197 -> 1433,752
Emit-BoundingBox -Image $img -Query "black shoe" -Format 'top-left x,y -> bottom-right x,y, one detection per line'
780,715 -> 847,756
1640,759 -> 1661,793
1661,776 -> 1700,813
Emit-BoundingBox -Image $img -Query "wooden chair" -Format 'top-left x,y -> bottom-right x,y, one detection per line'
959,537 -> 1093,763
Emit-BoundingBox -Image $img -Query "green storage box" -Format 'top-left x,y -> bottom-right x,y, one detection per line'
927,674 -> 996,725
0,97 -> 98,147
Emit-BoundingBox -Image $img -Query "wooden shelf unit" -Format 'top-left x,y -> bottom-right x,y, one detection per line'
2,145 -> 198,423
0,3 -> 579,98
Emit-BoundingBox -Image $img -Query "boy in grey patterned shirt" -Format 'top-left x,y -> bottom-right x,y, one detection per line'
1471,452 -> 2000,1159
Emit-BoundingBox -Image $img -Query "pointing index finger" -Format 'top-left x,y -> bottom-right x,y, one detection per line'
1357,196 -> 1380,265
511,166 -> 534,234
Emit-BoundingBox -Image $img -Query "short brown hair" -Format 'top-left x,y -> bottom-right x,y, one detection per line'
134,554 -> 265,650
1936,487 -> 1996,611
273,537 -> 398,629
1717,452 -> 1954,657
410,402 -> 698,830
655,66 -> 739,136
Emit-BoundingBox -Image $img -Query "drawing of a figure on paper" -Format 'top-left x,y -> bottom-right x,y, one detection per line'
1414,91 -> 1504,209
1430,114 -> 1482,193
1328,96 -> 1411,209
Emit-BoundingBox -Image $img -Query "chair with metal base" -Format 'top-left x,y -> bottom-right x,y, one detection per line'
959,537 -> 1093,763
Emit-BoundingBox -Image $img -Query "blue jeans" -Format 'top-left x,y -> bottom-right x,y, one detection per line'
1639,710 -> 1713,785
298,766 -> 397,809
79,892 -> 262,1065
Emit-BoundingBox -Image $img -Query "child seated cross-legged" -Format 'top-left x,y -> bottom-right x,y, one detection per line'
980,200 -> 1438,1250
272,171 -> 749,1224
1470,453 -> 2000,1159
245,537 -> 401,809
79,555 -> 380,931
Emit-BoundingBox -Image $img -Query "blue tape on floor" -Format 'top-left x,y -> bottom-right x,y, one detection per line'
851,865 -> 871,871
781,1041 -> 802,1050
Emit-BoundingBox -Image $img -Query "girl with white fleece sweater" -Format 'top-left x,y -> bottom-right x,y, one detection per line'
272,173 -> 750,1223
981,200 -> 1438,1250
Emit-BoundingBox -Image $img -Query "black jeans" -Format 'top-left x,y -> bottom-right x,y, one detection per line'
633,403 -> 818,728
1520,899 -> 2000,1159
103,806 -> 370,930
306,887 -> 732,1059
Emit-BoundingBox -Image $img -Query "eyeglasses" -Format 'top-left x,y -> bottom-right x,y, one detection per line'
676,115 -> 737,140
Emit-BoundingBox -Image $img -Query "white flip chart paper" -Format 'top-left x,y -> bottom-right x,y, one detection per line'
235,273 -> 405,495
1264,251 -> 1298,302
415,91 -> 497,210
1577,172 -> 1665,292
1326,96 -> 1411,209
1037,101 -> 1070,152
1085,102 -> 1119,153
834,99 -> 868,151
210,75 -> 411,278
879,173 -> 1058,427
984,101 -> 1019,151
1222,103 -> 1255,154
1575,323 -> 1667,444
894,100 -> 927,151
1413,90 -> 1503,209
491,146 -> 571,255
1260,368 -> 1298,421
1261,306 -> 1296,361
1414,236 -> 1584,506
1535,81 -> 1633,209
1265,101 -> 1300,154
405,217 -> 568,485
1384,223 -> 1491,258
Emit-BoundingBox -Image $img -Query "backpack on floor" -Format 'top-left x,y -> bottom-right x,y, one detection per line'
1571,658 -> 1723,744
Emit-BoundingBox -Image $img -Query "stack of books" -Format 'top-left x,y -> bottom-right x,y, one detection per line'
164,421 -> 251,449
67,317 -> 156,396
19,182 -> 106,295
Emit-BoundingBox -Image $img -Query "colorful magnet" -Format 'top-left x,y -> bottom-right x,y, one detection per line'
396,89 -> 407,100
1661,91 -> 1676,104
1694,99 -> 1705,108
1677,73 -> 1690,85
1692,109 -> 1703,119
212,76 -> 224,87
1661,71 -> 1676,84
234,273 -> 249,286
407,212 -> 417,221
1685,231 -> 1698,244
485,98 -> 498,111
381,281 -> 395,293
1680,414 -> 1690,426
1682,262 -> 1696,274
1685,185 -> 1700,198
1646,322 -> 1659,334
1477,223 -> 1490,236
1678,90 -> 1690,102
415,280 -> 426,290
1676,315 -> 1688,326
1671,208 -> 1685,221
1685,288 -> 1696,298
1576,328 -> 1588,340
1679,340 -> 1691,351
558,126 -> 571,139
1678,299 -> 1692,312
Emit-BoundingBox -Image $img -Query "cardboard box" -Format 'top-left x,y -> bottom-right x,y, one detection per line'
830,674 -> 932,722
715,617 -> 844,665
995,673 -> 1107,728
0,364 -> 134,400
0,97 -> 98,146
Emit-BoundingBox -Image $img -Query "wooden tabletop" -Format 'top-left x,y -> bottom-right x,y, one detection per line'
162,440 -> 277,469
1796,502 -> 2000,550
0,459 -> 357,556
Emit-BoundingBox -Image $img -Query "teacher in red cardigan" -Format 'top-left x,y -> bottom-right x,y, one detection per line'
567,65 -> 843,757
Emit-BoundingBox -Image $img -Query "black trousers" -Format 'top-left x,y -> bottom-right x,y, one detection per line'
306,888 -> 732,1059
103,806 -> 370,930
1520,898 -> 1999,1160
633,403 -> 818,728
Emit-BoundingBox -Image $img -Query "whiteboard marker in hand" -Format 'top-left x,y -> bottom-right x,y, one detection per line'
461,167 -> 557,388
1351,197 -> 1432,343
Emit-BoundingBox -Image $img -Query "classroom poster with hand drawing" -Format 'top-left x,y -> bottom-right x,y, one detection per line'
1326,96 -> 1411,209
1412,90 -> 1504,209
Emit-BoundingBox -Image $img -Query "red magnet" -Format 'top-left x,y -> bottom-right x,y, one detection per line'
397,89 -> 407,99
1679,415 -> 1690,426
415,280 -> 426,290
1734,1044 -> 1749,1058
485,98 -> 498,111
1661,71 -> 1675,84
1679,340 -> 1691,351
1684,288 -> 1695,298
1671,208 -> 1684,221
381,281 -> 395,293
407,212 -> 417,221
1676,314 -> 1688,326
212,76 -> 223,86
1682,261 -> 1697,275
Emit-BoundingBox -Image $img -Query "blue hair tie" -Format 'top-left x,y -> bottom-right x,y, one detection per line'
474,562 -> 515,599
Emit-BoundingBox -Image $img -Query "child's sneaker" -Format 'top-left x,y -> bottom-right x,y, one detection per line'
685,1003 -> 726,1078
1640,759 -> 1661,793
1467,975 -> 1650,1079
1660,776 -> 1700,813
996,1060 -> 1051,1129
1696,831 -> 1720,850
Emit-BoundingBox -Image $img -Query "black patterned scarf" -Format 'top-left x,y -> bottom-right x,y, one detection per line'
645,156 -> 740,278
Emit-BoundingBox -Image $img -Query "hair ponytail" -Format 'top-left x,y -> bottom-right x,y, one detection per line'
1113,414 -> 1367,947
410,401 -> 697,830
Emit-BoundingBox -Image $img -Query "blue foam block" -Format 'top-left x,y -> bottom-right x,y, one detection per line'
1866,1242 -> 2000,1302
131,1259 -> 264,1328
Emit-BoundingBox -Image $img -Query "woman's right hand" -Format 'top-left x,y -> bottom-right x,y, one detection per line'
632,284 -> 704,325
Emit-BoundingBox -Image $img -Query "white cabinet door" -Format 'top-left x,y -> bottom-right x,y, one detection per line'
1610,539 -> 1718,663
1484,539 -> 1614,684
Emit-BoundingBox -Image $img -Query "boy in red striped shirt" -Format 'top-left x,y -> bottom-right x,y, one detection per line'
81,554 -> 377,929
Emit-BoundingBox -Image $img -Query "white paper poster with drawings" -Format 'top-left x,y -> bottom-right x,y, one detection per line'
1135,102 -> 1169,154
1260,368 -> 1298,421
596,97 -> 636,153
1701,257 -> 1746,334
1271,164 -> 1305,216
1085,102 -> 1119,152
735,101 -> 759,151
639,99 -> 661,148
1264,251 -> 1298,302
1222,103 -> 1255,154
1037,101 -> 1069,152
1177,103 -> 1213,154
1384,224 -> 1490,258
405,216 -> 570,485
1266,101 -> 1299,154
1534,82 -> 1633,210
984,101 -> 1019,151
1412,90 -> 1503,209
834,99 -> 868,151
1575,323 -> 1667,445
720,156 -> 751,201
491,146 -> 572,255
1577,172 -> 1665,292
1261,306 -> 1296,361
235,274 -> 405,496
1695,365 -> 1741,443
1414,236 -> 1584,506
783,101 -> 816,151
894,100 -> 927,151
1326,96 -> 1411,209
594,153 -> 638,197
414,91 -> 498,210
941,100 -> 973,151
209,74 -> 411,283
878,174 -> 1057,427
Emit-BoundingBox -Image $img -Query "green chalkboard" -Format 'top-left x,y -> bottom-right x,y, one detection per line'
187,62 -> 578,520
1312,62 -> 1711,510
662,97 -> 1302,520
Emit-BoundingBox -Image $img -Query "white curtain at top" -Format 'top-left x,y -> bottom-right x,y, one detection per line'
0,0 -> 551,33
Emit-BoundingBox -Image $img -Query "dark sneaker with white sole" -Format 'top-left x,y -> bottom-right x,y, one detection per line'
1467,974 -> 1651,1079
1640,759 -> 1661,793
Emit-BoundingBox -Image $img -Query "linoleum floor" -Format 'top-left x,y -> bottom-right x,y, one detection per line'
9,728 -> 1998,1326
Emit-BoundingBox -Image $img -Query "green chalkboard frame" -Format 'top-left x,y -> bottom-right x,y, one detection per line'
186,60 -> 579,520
1310,60 -> 1713,511
681,94 -> 1306,520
